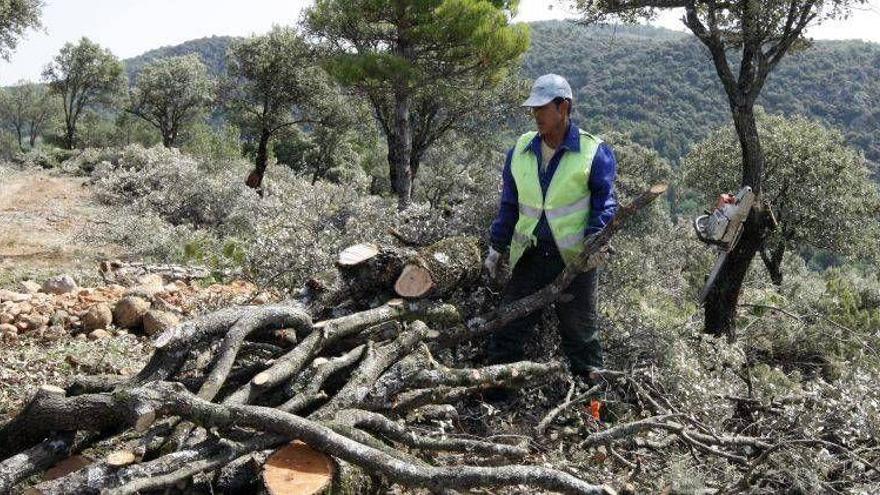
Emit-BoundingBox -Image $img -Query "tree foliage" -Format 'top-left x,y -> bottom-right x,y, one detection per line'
128,54 -> 213,147
0,0 -> 42,60
306,0 -> 529,209
0,81 -> 57,149
42,37 -> 125,149
682,110 -> 880,279
222,26 -> 339,189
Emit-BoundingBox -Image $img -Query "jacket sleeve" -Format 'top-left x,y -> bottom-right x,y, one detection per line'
586,142 -> 618,236
489,147 -> 518,251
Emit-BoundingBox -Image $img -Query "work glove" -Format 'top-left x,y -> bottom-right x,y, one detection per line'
484,247 -> 503,279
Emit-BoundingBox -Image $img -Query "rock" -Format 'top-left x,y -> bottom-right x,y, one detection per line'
75,333 -> 87,341
0,323 -> 17,336
0,313 -> 12,324
22,314 -> 48,331
18,280 -> 41,294
14,302 -> 32,315
136,274 -> 164,288
42,275 -> 78,295
124,284 -> 165,300
0,289 -> 31,303
113,296 -> 151,330
88,329 -> 110,341
143,310 -> 179,336
82,303 -> 113,331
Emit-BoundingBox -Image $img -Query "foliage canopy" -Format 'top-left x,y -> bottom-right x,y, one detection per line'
306,0 -> 529,208
128,54 -> 213,148
42,37 -> 125,149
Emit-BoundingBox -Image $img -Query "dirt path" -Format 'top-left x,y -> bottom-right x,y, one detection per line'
0,168 -> 117,286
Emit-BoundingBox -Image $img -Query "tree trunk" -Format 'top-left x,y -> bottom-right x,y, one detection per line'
162,123 -> 174,148
247,128 -> 272,190
65,122 -> 76,150
391,30 -> 413,211
409,150 -> 423,199
704,104 -> 767,339
14,126 -> 24,152
392,93 -> 412,210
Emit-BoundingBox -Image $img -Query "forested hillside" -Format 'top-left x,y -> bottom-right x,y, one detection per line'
525,21 -> 880,171
123,36 -> 235,82
120,21 -> 879,174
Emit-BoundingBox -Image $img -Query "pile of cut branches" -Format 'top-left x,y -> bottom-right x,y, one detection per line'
0,187 -> 666,495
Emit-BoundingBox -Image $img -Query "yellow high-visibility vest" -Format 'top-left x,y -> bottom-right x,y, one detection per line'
509,129 -> 601,267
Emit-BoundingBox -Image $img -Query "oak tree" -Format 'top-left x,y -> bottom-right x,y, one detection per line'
223,26 -> 336,190
128,54 -> 213,148
42,37 -> 124,149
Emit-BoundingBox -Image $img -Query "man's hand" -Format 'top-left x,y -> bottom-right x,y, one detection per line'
484,247 -> 502,279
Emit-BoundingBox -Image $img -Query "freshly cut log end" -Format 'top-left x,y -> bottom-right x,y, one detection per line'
252,372 -> 270,387
337,243 -> 379,266
38,385 -> 66,398
394,265 -> 435,298
44,454 -> 93,480
105,450 -> 136,467
263,441 -> 334,495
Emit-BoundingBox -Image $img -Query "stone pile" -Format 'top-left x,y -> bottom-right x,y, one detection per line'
0,274 -> 266,343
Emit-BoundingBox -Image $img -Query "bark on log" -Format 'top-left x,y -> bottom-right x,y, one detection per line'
395,236 -> 482,299
0,386 -> 124,459
304,244 -> 413,316
0,433 -> 73,494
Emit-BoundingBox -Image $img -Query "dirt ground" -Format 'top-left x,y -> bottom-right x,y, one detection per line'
0,167 -> 118,287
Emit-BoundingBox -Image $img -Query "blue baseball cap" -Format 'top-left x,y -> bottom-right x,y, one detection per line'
522,73 -> 573,107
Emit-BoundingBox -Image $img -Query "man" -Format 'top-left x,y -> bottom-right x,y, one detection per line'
485,73 -> 618,384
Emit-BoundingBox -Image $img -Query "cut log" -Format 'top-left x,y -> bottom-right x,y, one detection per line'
44,454 -> 92,481
337,243 -> 379,266
263,441 -> 334,495
394,236 -> 481,299
106,450 -> 136,467
394,265 -> 434,298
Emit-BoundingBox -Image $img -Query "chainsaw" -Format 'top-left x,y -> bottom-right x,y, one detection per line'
693,186 -> 754,303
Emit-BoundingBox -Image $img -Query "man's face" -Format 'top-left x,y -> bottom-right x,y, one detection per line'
531,99 -> 567,136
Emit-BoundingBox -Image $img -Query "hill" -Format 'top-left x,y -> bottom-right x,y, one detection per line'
123,35 -> 236,81
525,20 -> 880,170
119,21 -> 879,171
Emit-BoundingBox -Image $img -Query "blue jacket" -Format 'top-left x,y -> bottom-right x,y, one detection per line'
489,122 -> 618,251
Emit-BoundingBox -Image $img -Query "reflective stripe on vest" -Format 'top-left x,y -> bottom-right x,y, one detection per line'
508,130 -> 601,268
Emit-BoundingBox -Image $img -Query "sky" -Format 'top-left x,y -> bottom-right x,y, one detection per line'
2,0 -> 879,85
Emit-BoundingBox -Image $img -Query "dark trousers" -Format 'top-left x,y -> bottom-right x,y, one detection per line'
488,244 -> 603,376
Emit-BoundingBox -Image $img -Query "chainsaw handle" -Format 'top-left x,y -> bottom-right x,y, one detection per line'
693,215 -> 710,243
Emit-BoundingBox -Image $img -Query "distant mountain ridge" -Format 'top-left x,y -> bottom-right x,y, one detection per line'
121,21 -> 880,170
123,35 -> 237,81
